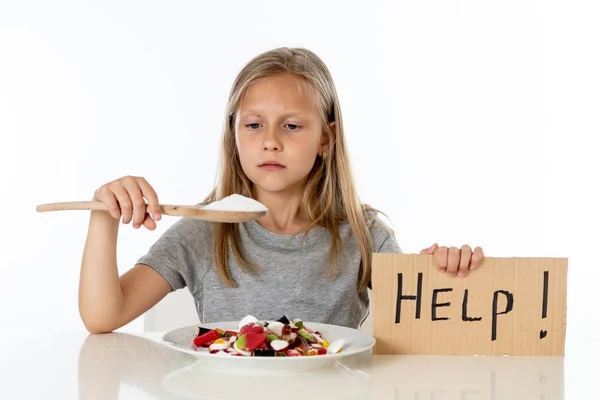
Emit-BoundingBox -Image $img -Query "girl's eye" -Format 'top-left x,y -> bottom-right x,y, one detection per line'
285,124 -> 300,131
246,123 -> 261,130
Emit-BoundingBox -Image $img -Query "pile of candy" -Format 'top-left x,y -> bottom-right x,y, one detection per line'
192,315 -> 345,357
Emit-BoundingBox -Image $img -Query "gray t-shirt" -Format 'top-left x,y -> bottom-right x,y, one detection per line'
136,214 -> 402,329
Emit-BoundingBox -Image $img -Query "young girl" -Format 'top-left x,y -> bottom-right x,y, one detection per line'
79,47 -> 484,334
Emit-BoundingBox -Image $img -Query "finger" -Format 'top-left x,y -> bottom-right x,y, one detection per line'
138,178 -> 161,221
112,184 -> 134,224
95,187 -> 121,220
435,246 -> 448,272
420,243 -> 438,255
142,213 -> 157,231
469,246 -> 485,270
122,179 -> 147,229
446,247 -> 460,277
457,245 -> 472,277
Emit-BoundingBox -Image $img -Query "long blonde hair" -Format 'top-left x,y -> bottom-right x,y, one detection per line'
202,47 -> 387,292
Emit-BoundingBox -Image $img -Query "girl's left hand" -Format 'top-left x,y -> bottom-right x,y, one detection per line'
420,243 -> 484,278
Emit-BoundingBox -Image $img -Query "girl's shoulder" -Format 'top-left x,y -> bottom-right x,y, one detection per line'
362,207 -> 395,234
157,217 -> 215,250
362,207 -> 402,253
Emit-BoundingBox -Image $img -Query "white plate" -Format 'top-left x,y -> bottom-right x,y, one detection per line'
161,321 -> 376,373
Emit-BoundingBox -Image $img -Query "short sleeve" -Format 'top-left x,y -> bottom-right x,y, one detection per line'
136,218 -> 212,292
367,212 -> 402,290
375,230 -> 403,254
367,212 -> 403,254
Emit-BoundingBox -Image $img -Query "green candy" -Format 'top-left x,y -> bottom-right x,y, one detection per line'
298,329 -> 315,343
235,334 -> 246,348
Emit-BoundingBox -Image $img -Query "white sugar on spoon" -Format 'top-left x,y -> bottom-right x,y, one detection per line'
202,194 -> 267,212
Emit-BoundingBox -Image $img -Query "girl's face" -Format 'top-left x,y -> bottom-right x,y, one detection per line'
235,74 -> 328,196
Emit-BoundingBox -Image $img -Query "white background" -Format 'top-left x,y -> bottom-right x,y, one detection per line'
1,0 -> 598,351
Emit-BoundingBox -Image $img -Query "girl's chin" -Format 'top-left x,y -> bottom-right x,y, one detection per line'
251,180 -> 305,196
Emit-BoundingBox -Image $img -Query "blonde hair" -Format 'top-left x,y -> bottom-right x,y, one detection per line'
202,47 -> 388,292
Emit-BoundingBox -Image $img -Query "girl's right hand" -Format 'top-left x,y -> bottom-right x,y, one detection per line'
93,176 -> 162,230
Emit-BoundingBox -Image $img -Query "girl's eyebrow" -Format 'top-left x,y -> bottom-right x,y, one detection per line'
239,110 -> 308,118
239,110 -> 261,117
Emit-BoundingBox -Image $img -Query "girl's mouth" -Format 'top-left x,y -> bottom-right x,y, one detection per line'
259,161 -> 285,170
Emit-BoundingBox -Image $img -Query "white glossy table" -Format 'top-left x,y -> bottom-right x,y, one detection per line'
0,330 -> 597,399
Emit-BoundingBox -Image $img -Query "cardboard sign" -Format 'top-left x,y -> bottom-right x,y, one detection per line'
371,254 -> 568,356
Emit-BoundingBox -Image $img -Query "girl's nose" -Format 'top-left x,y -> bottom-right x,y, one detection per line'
262,126 -> 282,151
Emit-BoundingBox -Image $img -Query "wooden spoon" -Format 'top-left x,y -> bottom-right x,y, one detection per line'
36,201 -> 267,223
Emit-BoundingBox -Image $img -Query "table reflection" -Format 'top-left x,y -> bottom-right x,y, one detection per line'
78,332 -> 197,399
77,332 -> 565,400
346,354 -> 564,399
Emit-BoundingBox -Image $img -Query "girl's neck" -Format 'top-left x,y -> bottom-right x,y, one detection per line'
253,188 -> 309,235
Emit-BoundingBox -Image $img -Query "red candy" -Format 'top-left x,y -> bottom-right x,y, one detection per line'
286,349 -> 302,357
257,342 -> 268,350
239,332 -> 267,351
239,323 -> 265,335
193,329 -> 220,347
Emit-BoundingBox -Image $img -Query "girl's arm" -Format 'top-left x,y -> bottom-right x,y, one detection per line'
78,176 -> 170,333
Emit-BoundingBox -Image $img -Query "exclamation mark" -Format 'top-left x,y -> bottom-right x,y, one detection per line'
540,271 -> 549,339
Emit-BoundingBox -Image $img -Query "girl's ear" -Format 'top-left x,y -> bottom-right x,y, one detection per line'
319,121 -> 336,156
